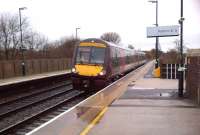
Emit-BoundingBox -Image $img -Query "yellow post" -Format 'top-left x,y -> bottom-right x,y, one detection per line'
153,66 -> 160,78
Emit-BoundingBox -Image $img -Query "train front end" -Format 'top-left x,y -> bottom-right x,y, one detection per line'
71,40 -> 108,91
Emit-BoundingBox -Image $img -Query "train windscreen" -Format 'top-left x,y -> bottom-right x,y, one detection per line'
76,46 -> 105,65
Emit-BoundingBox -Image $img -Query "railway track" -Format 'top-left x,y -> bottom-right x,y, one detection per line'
0,81 -> 72,118
14,93 -> 88,135
0,73 -> 88,135
0,63 -> 146,135
0,83 -> 86,135
0,73 -> 71,101
0,80 -> 71,106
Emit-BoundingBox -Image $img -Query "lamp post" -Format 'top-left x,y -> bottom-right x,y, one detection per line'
19,7 -> 27,76
75,27 -> 80,40
149,0 -> 159,69
178,0 -> 184,97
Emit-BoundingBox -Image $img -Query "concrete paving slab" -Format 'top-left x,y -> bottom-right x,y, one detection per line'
89,105 -> 200,135
120,88 -> 178,99
130,78 -> 178,90
87,61 -> 199,135
112,99 -> 196,108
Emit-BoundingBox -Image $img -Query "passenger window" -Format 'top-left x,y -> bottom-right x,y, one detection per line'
112,48 -> 119,67
126,52 -> 131,64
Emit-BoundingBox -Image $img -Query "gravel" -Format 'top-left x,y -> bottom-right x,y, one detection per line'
0,85 -> 72,116
0,87 -> 80,132
0,81 -> 71,105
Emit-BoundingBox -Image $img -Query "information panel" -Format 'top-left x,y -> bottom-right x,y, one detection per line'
147,25 -> 179,38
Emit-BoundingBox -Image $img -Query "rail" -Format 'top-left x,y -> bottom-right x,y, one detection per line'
0,72 -> 71,100
27,63 -> 146,135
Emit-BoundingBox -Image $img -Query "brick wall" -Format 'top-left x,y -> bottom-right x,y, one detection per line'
186,56 -> 200,104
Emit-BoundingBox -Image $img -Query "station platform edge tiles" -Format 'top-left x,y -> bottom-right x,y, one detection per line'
0,70 -> 70,86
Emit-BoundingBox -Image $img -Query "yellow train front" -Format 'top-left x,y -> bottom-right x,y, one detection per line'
71,38 -> 146,91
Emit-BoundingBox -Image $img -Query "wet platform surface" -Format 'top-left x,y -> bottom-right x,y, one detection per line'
120,88 -> 178,100
88,62 -> 200,135
0,70 -> 70,86
89,101 -> 199,135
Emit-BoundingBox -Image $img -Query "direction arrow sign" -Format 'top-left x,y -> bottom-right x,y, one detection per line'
147,25 -> 179,38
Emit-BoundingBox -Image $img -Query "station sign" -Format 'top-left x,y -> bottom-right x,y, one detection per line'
147,25 -> 179,38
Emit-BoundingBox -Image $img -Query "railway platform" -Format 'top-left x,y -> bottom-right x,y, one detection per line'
25,61 -> 200,135
0,70 -> 70,86
85,62 -> 200,135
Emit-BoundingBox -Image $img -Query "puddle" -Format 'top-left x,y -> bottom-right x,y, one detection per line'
128,82 -> 135,86
159,93 -> 171,97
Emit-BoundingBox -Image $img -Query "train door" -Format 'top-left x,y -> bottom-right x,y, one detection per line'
119,49 -> 125,74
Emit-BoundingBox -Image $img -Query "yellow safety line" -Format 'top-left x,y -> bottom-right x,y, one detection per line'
80,107 -> 108,135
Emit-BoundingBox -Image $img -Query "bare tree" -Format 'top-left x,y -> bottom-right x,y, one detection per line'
25,31 -> 48,50
0,13 -> 50,60
100,32 -> 121,44
173,39 -> 188,53
159,48 -> 180,63
0,13 -> 31,60
0,14 -> 11,60
128,44 -> 134,49
0,13 -> 80,60
59,36 -> 77,58
24,31 -> 49,59
9,14 -> 21,59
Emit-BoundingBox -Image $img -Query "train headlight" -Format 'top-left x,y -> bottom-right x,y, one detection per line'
99,70 -> 106,76
72,68 -> 77,73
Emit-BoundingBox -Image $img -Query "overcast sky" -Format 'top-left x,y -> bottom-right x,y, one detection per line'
0,0 -> 199,51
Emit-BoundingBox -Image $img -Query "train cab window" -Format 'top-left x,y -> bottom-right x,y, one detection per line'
76,47 -> 91,64
76,46 -> 105,65
90,47 -> 105,64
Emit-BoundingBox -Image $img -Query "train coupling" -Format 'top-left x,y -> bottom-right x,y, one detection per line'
83,80 -> 90,88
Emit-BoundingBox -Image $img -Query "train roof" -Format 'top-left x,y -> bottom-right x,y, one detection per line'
81,38 -> 146,56
81,38 -> 135,52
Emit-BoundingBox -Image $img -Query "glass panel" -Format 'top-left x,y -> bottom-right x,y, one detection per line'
90,47 -> 105,64
76,46 -> 105,64
76,47 -> 91,64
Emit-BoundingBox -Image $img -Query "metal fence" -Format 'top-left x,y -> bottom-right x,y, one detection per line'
0,58 -> 71,79
160,63 -> 186,79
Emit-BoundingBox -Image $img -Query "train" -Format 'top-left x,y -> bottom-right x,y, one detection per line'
71,38 -> 146,91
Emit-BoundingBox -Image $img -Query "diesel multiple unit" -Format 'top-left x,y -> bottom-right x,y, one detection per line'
71,38 -> 146,90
